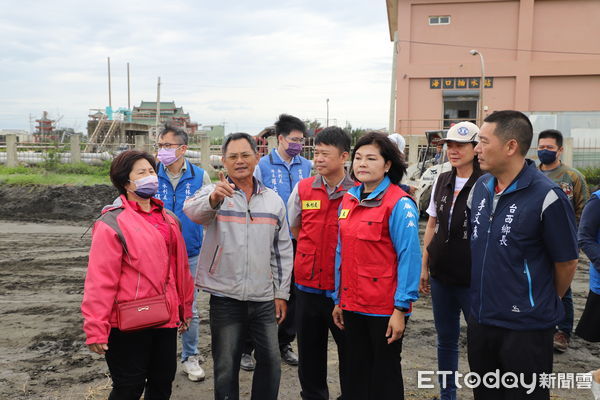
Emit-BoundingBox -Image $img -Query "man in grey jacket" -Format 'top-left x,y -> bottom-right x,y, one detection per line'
183,132 -> 293,400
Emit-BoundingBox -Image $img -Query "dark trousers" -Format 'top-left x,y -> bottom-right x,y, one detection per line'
244,239 -> 297,354
296,290 -> 347,400
343,311 -> 406,400
557,286 -> 574,336
467,317 -> 554,400
278,277 -> 297,347
210,296 -> 281,400
105,328 -> 177,400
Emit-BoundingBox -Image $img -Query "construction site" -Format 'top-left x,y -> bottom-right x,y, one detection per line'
84,100 -> 198,152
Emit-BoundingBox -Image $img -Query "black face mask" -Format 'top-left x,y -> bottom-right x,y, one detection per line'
537,150 -> 558,165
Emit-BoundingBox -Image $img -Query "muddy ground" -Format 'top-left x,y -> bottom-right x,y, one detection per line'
0,184 -> 118,222
1,184 -> 599,399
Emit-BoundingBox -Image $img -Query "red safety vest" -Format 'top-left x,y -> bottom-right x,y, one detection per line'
295,175 -> 354,290
338,183 -> 411,315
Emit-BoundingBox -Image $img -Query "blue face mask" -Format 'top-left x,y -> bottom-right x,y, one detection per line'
537,149 -> 558,165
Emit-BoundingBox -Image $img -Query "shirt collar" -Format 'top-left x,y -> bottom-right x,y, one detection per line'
318,174 -> 353,192
165,159 -> 187,176
227,176 -> 262,195
273,148 -> 299,165
348,175 -> 391,200
126,198 -> 162,214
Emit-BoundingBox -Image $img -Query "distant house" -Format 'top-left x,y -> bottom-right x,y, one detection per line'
386,0 -> 600,137
198,124 -> 225,140
131,101 -> 198,134
0,129 -> 33,143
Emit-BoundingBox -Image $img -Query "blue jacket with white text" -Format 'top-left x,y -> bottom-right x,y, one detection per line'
468,159 -> 578,330
155,160 -> 206,258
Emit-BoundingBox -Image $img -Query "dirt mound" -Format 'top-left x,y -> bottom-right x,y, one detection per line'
0,184 -> 118,222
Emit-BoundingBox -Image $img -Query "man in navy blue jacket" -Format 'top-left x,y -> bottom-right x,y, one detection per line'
467,111 -> 578,400
155,124 -> 210,382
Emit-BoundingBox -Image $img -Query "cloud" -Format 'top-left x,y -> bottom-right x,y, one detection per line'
0,0 -> 393,134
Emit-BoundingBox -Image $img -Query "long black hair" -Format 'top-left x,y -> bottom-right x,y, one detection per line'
351,132 -> 407,185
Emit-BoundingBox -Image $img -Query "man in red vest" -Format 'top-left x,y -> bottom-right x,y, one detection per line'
287,126 -> 354,400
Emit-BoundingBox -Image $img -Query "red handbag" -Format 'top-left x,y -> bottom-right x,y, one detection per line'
115,222 -> 173,332
116,293 -> 171,332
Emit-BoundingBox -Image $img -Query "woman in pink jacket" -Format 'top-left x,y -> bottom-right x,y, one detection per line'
81,150 -> 194,400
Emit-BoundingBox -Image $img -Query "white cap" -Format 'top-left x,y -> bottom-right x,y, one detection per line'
388,133 -> 406,153
440,122 -> 480,143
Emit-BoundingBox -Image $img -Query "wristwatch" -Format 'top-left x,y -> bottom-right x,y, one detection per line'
395,306 -> 410,313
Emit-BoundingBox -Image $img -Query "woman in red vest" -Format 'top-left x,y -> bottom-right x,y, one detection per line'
332,132 -> 421,400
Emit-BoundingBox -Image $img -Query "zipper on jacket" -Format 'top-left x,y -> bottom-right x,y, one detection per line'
524,260 -> 535,307
478,184 -> 495,323
478,212 -> 493,323
311,188 -> 328,283
209,245 -> 220,273
242,192 -> 251,300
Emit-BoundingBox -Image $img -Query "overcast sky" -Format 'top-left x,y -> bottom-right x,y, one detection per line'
0,1 -> 393,135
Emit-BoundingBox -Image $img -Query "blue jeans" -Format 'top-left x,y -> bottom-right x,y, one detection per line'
557,287 -> 574,337
209,295 -> 281,400
181,254 -> 200,362
430,277 -> 471,400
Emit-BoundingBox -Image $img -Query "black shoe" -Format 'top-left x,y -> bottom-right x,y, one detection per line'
280,344 -> 298,366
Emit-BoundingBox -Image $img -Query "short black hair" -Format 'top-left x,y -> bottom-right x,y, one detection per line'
110,150 -> 156,195
159,122 -> 188,145
538,129 -> 563,148
222,132 -> 257,155
484,110 -> 533,157
274,114 -> 306,137
351,131 -> 407,185
314,126 -> 351,154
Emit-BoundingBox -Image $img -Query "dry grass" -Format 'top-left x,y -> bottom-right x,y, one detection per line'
83,375 -> 112,400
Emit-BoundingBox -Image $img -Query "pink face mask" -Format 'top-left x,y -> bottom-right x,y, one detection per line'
157,147 -> 182,166
130,175 -> 158,198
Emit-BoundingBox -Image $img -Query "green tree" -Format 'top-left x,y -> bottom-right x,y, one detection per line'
344,123 -> 367,145
304,119 -> 322,135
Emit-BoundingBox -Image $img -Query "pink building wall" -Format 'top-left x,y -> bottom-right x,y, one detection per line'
388,0 -> 600,135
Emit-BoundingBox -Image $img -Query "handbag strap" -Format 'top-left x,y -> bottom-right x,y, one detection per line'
119,208 -> 176,300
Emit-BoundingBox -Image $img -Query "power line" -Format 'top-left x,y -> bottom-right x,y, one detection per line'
398,39 -> 600,56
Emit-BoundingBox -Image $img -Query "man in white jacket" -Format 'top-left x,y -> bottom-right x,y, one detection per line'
184,132 -> 293,400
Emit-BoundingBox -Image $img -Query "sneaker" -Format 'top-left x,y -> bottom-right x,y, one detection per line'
280,344 -> 299,366
553,331 -> 569,353
240,353 -> 255,371
182,355 -> 205,382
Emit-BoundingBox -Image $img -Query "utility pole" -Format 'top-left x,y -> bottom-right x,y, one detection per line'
155,77 -> 161,136
470,49 -> 486,126
127,62 -> 131,110
107,57 -> 112,109
388,32 -> 398,134
326,98 -> 330,127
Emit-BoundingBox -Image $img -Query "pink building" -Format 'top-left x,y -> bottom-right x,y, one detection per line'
386,0 -> 600,137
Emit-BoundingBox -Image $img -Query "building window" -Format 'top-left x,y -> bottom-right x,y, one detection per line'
429,15 -> 451,25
